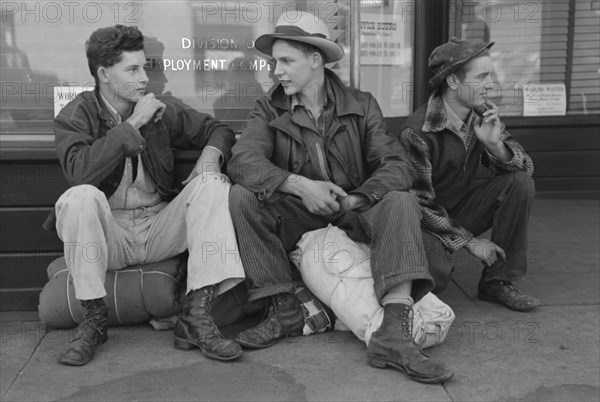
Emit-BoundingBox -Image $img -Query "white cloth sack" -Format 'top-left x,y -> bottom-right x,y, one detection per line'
289,224 -> 455,348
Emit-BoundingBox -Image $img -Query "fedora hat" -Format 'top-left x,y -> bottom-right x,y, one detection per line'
428,37 -> 494,88
255,11 -> 344,63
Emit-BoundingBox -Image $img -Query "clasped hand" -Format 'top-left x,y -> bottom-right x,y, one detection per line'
126,93 -> 166,129
299,180 -> 367,216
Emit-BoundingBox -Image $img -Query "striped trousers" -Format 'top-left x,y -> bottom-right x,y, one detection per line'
229,185 -> 433,303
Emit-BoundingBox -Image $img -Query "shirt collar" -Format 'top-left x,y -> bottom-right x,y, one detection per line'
290,77 -> 334,112
99,92 -> 122,124
443,97 -> 467,133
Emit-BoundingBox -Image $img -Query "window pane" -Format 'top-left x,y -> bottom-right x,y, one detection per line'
359,0 -> 414,116
458,0 -> 599,116
0,0 -> 353,143
570,0 -> 600,114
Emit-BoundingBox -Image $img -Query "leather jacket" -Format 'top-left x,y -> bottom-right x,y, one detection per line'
228,69 -> 414,205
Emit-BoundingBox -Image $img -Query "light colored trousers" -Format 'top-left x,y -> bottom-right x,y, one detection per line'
55,173 -> 245,300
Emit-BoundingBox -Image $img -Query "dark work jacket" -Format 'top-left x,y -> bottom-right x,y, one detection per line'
43,88 -> 235,231
400,102 -> 533,213
401,104 -> 488,211
227,69 -> 414,205
397,95 -> 534,251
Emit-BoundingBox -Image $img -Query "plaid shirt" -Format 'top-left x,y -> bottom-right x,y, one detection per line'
400,92 -> 534,251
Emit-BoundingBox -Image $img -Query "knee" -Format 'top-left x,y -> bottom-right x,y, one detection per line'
505,171 -> 535,200
57,185 -> 106,210
186,172 -> 231,200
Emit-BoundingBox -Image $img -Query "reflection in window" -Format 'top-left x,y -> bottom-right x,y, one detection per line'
0,0 -> 415,144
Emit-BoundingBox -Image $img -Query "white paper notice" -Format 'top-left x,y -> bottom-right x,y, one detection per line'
523,83 -> 567,116
54,86 -> 94,117
360,14 -> 407,66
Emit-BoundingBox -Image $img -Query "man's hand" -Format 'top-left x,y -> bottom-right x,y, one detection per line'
126,93 -> 166,130
464,237 -> 506,267
182,147 -> 222,185
338,194 -> 370,213
299,180 -> 347,216
473,101 -> 502,147
473,101 -> 511,161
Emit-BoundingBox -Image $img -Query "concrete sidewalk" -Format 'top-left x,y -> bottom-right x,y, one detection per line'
1,199 -> 599,401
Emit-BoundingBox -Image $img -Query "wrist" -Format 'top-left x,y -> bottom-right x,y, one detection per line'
485,141 -> 504,153
199,147 -> 222,164
464,237 -> 477,249
351,194 -> 370,210
278,174 -> 308,197
126,116 -> 142,130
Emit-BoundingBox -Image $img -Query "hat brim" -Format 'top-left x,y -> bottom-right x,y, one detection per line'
255,33 -> 344,64
429,41 -> 494,89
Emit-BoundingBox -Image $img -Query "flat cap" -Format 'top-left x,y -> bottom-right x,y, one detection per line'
428,37 -> 494,88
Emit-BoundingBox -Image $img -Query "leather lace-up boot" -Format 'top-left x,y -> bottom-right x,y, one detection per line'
58,298 -> 108,366
478,269 -> 540,311
174,286 -> 242,361
235,292 -> 304,349
367,303 -> 454,383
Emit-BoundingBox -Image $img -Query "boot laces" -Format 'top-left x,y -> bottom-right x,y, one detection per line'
77,302 -> 106,340
501,281 -> 521,294
401,307 -> 413,340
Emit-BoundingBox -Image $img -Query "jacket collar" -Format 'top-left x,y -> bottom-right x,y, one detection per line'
267,68 -> 364,117
423,90 -> 478,136
82,87 -> 117,124
422,90 -> 450,133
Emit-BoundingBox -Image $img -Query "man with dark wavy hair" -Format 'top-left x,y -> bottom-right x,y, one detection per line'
49,25 -> 245,365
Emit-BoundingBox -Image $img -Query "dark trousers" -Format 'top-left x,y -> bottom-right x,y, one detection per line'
229,186 -> 434,303
426,171 -> 535,293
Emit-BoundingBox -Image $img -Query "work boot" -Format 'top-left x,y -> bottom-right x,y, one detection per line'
58,298 -> 108,366
174,286 -> 242,361
478,274 -> 541,311
235,292 -> 304,349
367,303 -> 454,384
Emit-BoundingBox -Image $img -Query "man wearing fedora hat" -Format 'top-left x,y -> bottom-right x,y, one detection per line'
398,37 -> 540,311
227,11 -> 453,384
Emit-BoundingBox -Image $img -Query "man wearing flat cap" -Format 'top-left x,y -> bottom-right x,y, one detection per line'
398,37 -> 540,311
227,11 -> 453,383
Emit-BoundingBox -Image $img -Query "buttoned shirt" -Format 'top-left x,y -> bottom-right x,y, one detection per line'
442,97 -> 473,146
100,94 -> 163,210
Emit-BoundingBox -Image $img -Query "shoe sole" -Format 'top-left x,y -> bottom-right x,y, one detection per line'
368,357 -> 454,384
478,293 -> 541,312
235,337 -> 275,349
174,337 -> 243,361
58,356 -> 93,366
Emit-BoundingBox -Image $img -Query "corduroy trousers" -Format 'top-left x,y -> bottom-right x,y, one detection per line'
229,185 -> 434,303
